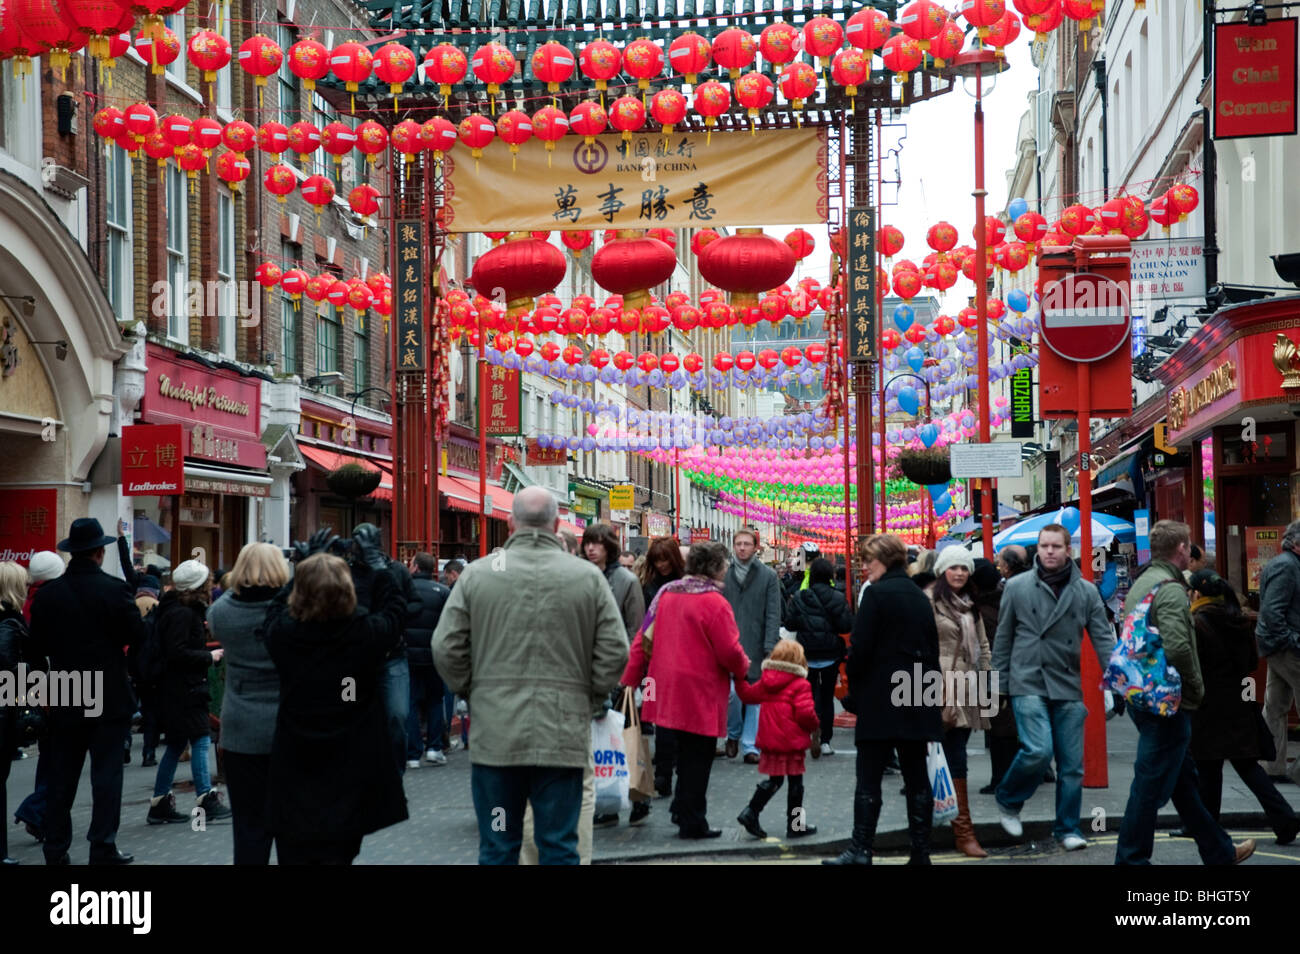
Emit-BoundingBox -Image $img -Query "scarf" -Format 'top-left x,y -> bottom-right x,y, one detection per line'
733,555 -> 754,585
945,591 -> 982,666
1037,561 -> 1072,598
641,574 -> 724,636
1190,594 -> 1219,614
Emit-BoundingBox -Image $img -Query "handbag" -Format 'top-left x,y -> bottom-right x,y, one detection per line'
621,692 -> 655,802
1103,582 -> 1182,717
15,703 -> 47,745
927,742 -> 959,825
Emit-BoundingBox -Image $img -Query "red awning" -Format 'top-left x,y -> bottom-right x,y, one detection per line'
438,474 -> 512,518
299,444 -> 394,502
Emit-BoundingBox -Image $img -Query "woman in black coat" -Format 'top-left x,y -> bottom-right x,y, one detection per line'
0,561 -> 39,865
783,558 -> 854,756
826,535 -> 942,866
1187,570 -> 1299,845
262,552 -> 409,864
147,559 -> 230,826
638,536 -> 685,795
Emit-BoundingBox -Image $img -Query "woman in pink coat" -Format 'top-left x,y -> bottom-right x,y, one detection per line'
622,542 -> 749,839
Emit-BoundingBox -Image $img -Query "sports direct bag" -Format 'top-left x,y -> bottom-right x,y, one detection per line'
1103,582 -> 1182,717
927,742 -> 958,825
591,709 -> 631,816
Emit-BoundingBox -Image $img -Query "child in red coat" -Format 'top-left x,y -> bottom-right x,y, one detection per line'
735,640 -> 822,839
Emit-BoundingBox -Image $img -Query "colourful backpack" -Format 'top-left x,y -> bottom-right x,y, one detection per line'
1103,582 -> 1182,716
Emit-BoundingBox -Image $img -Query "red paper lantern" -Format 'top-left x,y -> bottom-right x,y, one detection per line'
673,305 -> 701,332
530,40 -> 576,93
650,89 -> 687,136
698,229 -> 797,306
301,174 -> 336,213
530,105 -> 569,157
264,164 -> 296,204
1013,210 -> 1047,243
881,34 -> 923,83
424,43 -> 468,95
421,116 -> 459,159
373,41 -> 416,98
254,262 -> 282,289
927,221 -> 959,256
779,61 -> 819,109
693,80 -> 731,132
133,26 -> 179,75
830,49 -> 868,99
929,18 -> 966,66
287,121 -> 322,160
609,96 -> 646,141
904,324 -> 927,345
0,2 -> 49,81
976,214 -> 1007,245
457,113 -> 496,159
64,0 -> 122,63
985,11 -> 1022,54
238,33 -> 282,90
287,38 -> 329,91
713,351 -> 735,373
186,27 -> 230,83
324,279 -> 350,310
14,0 -> 88,77
878,225 -> 905,257
960,0 -> 1007,40
900,0 -> 948,50
690,229 -> 721,256
190,117 -> 223,155
280,268 -> 307,299
176,143 -> 205,182
734,350 -> 757,372
257,121 -> 289,158
614,308 -> 639,335
802,16 -> 844,67
1021,0 -> 1064,41
734,71 -> 774,119
215,150 -> 251,192
1062,0 -> 1098,36
759,294 -> 787,324
471,233 -> 568,315
1003,241 -> 1031,271
623,37 -> 663,91
591,231 -> 677,310
1057,203 -> 1095,236
892,270 -> 922,301
667,32 -> 710,84
787,286 -> 816,319
683,352 -> 704,374
355,120 -> 389,164
784,229 -> 815,260
758,21 -> 799,72
881,328 -> 903,350
846,8 -> 892,51
579,38 -> 620,93
93,106 -> 125,140
331,41 -> 373,93
613,350 -> 636,371
160,114 -> 191,152
495,109 -> 533,156
659,353 -> 681,374
711,27 -> 756,79
568,100 -> 608,144
1169,184 -> 1199,219
347,280 -> 373,314
805,343 -> 827,364
561,230 -> 593,257
348,184 -> 380,217
933,315 -> 957,336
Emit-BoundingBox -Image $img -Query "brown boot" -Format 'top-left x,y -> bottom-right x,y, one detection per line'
951,779 -> 988,858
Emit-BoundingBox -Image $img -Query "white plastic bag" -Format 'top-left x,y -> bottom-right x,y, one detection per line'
927,742 -> 959,825
591,709 -> 630,815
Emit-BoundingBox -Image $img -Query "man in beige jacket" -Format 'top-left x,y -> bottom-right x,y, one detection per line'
433,486 -> 628,865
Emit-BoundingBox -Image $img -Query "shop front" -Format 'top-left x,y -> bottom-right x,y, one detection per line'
571,483 -> 603,532
438,429 -> 510,555
1156,294 -> 1300,602
132,344 -> 274,573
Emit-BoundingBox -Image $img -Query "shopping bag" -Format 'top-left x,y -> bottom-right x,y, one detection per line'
591,709 -> 630,815
927,742 -> 959,825
621,692 -> 655,802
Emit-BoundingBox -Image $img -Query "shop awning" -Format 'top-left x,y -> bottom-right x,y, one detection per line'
183,464 -> 273,498
438,474 -> 513,518
298,445 -> 394,502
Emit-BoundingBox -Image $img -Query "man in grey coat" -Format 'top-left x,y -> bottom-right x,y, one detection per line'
991,523 -> 1115,851
723,529 -> 781,762
432,487 -> 629,865
1256,519 -> 1300,783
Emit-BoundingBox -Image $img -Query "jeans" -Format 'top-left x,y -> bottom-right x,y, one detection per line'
727,682 -> 760,754
153,733 -> 212,798
14,739 -> 48,832
470,764 -> 584,865
43,719 -> 129,863
807,665 -> 839,744
996,694 -> 1086,839
942,727 -> 972,780
223,750 -> 274,865
382,656 -> 410,774
1115,709 -> 1235,865
405,664 -> 446,759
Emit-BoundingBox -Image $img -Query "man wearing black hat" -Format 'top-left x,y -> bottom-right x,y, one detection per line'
29,518 -> 146,865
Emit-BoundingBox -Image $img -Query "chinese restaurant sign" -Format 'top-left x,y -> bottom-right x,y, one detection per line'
483,366 -> 521,436
0,489 -> 57,564
140,345 -> 265,468
445,128 -> 828,232
526,438 -> 567,465
122,424 -> 185,496
394,219 -> 425,371
845,206 -> 876,362
1214,19 -> 1297,139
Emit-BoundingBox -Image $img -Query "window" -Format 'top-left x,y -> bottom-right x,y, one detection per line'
105,142 -> 132,320
353,313 -> 368,391
165,165 -> 188,343
317,306 -> 340,393
312,91 -> 335,179
214,12 -> 232,115
281,240 -> 299,375
278,23 -> 299,162
164,13 -> 186,85
216,191 -> 235,357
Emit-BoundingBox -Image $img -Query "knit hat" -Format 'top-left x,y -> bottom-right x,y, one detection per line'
172,559 -> 210,592
28,551 -> 65,582
933,546 -> 975,577
136,574 -> 162,597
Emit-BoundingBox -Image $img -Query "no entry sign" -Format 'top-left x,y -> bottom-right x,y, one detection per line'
1039,272 -> 1132,362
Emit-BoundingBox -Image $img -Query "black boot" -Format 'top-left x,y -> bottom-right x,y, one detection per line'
738,777 -> 781,839
787,775 -> 817,837
824,791 -> 878,865
905,789 -> 933,865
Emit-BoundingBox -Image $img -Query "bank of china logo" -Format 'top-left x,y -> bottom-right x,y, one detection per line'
573,141 -> 608,174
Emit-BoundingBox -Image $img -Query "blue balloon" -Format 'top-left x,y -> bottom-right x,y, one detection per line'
898,385 -> 920,416
1008,197 -> 1029,221
919,423 -> 940,448
893,303 -> 915,332
1007,288 -> 1030,314
906,346 -> 925,373
933,491 -> 953,517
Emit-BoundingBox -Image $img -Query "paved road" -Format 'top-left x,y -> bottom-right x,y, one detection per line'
6,714 -> 1298,865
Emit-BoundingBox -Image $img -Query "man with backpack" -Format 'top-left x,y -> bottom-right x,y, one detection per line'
782,558 -> 853,757
1113,520 -> 1255,865
405,553 -> 451,768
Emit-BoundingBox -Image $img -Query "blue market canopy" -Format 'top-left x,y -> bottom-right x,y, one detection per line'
991,507 -> 1136,552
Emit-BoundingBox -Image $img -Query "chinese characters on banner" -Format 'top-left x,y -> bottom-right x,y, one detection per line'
1129,239 -> 1206,300
395,219 -> 425,371
845,206 -> 877,362
444,129 -> 828,232
121,424 -> 186,495
1009,338 -> 1035,438
0,489 -> 57,564
483,366 -> 521,436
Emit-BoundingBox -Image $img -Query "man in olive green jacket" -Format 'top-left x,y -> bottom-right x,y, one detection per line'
1114,519 -> 1253,866
432,486 -> 629,865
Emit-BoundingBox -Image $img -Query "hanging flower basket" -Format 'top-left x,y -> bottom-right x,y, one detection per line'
326,462 -> 382,498
897,447 -> 951,486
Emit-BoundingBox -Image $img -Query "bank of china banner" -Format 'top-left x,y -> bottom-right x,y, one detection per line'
445,128 -> 828,232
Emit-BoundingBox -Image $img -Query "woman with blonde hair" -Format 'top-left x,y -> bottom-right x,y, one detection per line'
206,542 -> 291,864
0,561 -> 35,864
262,552 -> 409,864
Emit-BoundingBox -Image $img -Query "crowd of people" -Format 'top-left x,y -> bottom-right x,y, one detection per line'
2,503 -> 1298,866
